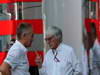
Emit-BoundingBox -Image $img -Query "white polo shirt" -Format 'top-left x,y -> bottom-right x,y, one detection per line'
4,40 -> 30,75
39,43 -> 81,75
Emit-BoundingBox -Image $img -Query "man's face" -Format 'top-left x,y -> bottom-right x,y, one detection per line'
23,29 -> 34,47
45,35 -> 59,49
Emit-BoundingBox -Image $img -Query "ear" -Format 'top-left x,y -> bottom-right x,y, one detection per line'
21,33 -> 26,39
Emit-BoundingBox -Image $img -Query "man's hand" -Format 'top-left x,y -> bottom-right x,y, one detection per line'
35,55 -> 43,69
0,62 -> 11,75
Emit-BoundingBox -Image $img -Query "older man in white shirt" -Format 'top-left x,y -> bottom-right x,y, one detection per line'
38,26 -> 81,75
0,22 -> 34,75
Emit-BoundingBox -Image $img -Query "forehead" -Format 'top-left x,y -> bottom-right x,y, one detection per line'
46,34 -> 54,38
24,29 -> 34,36
27,27 -> 33,32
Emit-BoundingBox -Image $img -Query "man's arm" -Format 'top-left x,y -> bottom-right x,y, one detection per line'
0,62 -> 11,75
35,55 -> 42,69
35,55 -> 47,75
71,49 -> 82,75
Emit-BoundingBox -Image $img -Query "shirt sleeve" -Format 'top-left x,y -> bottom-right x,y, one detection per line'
39,66 -> 47,75
93,39 -> 100,60
4,48 -> 22,70
71,49 -> 82,75
81,47 -> 89,75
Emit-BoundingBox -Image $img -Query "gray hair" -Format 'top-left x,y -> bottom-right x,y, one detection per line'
46,26 -> 63,42
16,22 -> 32,40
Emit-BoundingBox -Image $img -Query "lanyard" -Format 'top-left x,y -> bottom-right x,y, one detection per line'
52,49 -> 60,62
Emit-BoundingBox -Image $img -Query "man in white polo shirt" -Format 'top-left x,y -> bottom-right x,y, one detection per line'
0,22 -> 34,75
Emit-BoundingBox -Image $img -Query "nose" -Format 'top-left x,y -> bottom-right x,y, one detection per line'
31,34 -> 34,40
30,36 -> 33,42
46,40 -> 49,43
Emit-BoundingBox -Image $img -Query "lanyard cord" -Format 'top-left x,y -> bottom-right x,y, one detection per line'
52,49 -> 60,62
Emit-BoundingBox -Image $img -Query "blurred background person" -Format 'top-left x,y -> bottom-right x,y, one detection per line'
89,22 -> 100,75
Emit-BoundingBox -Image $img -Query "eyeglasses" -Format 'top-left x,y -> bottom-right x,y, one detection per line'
45,35 -> 55,42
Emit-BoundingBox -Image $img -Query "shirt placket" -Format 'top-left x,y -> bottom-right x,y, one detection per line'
52,50 -> 60,75
52,58 -> 57,75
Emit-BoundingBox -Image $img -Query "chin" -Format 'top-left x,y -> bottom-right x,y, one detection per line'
25,44 -> 32,47
25,45 -> 30,48
50,46 -> 55,49
49,45 -> 53,48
